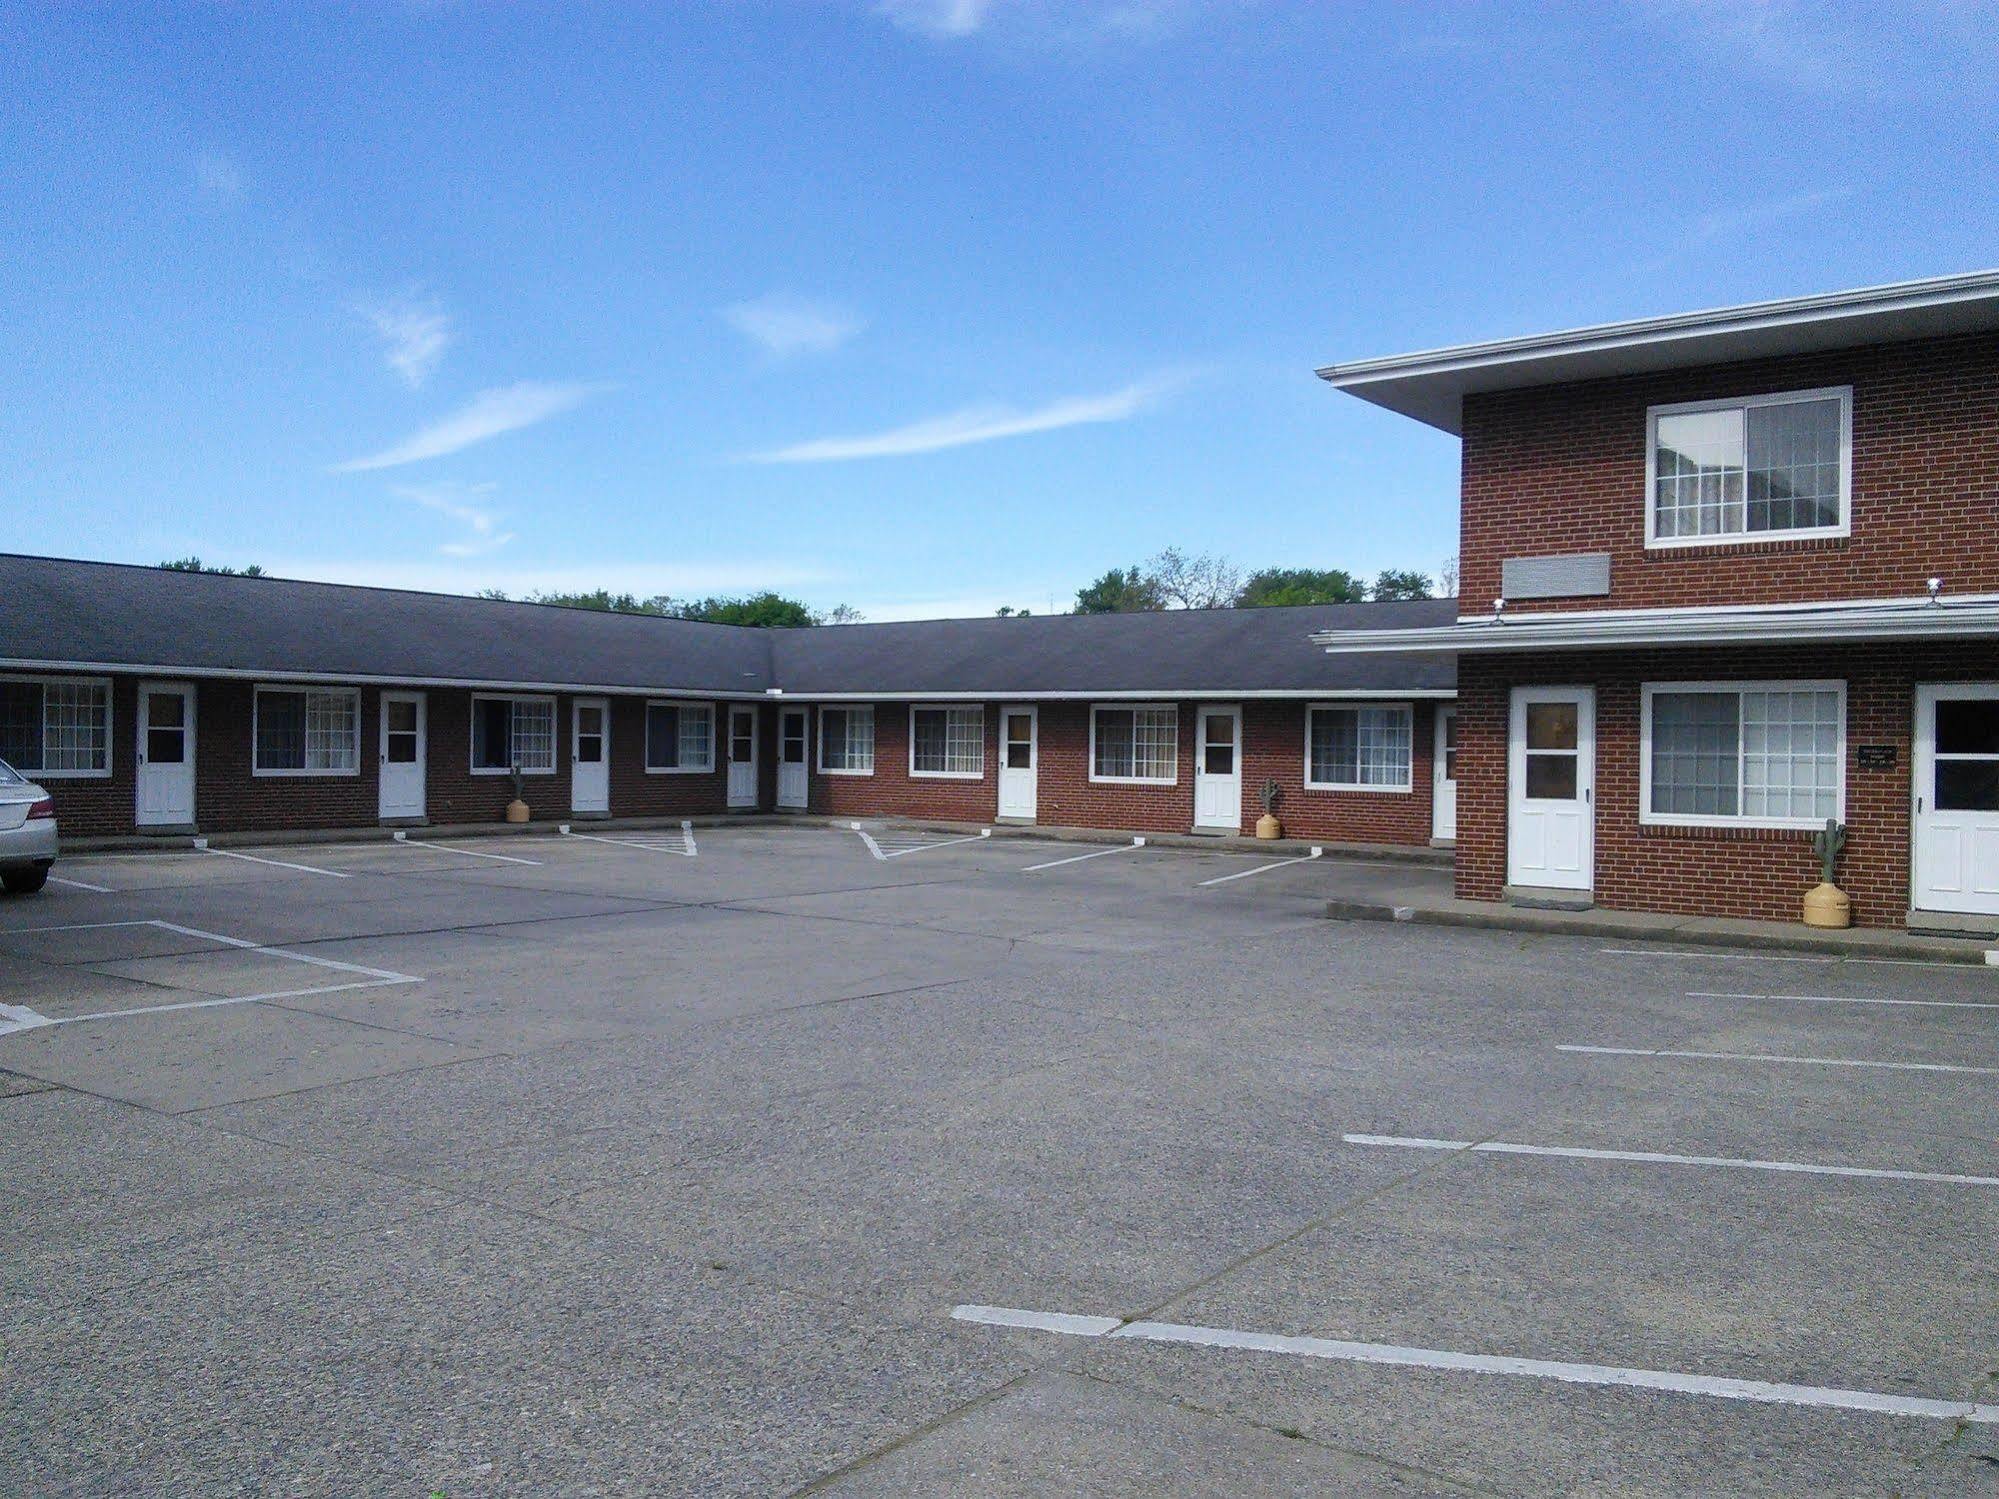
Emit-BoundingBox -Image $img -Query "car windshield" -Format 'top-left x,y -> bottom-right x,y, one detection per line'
0,759 -> 23,785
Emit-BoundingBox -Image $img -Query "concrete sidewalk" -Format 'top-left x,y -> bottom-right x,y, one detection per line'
1325,861 -> 1999,966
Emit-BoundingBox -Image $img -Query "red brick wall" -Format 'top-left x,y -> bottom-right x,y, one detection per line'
1461,330 -> 1999,615
801,699 -> 1439,845
1456,645 -> 1995,927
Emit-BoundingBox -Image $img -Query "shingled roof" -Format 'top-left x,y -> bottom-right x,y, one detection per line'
0,553 -> 1456,697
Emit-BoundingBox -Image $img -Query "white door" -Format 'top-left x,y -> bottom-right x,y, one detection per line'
728,707 -> 759,809
378,691 -> 426,820
1913,684 -> 1999,915
777,707 -> 808,809
1194,705 -> 1242,832
1507,686 -> 1593,891
571,698 -> 610,814
135,681 -> 196,827
997,706 -> 1038,820
1432,706 -> 1458,842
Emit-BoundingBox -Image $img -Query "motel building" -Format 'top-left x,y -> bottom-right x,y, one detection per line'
2,268 -> 1994,935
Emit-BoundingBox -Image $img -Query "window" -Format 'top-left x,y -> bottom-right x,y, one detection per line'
1306,704 -> 1413,791
471,695 -> 556,773
645,702 -> 715,772
1647,388 -> 1849,546
910,706 -> 983,777
819,706 -> 875,774
1091,705 -> 1177,784
253,687 -> 360,775
1643,682 -> 1843,828
0,676 -> 111,778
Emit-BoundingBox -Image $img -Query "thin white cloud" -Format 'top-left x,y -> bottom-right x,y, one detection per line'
1629,1 -> 1999,94
358,293 -> 453,389
396,480 -> 515,557
877,0 -> 995,38
722,292 -> 865,359
1637,187 -> 1852,270
192,151 -> 245,205
332,380 -> 605,473
744,373 -> 1185,464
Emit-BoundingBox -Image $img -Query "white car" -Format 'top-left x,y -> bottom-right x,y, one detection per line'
0,758 -> 57,895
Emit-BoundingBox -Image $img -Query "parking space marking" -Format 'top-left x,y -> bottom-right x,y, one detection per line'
1343,1133 -> 1999,1188
47,875 -> 116,893
559,823 -> 697,857
391,831 -> 542,866
1196,847 -> 1322,886
1691,989 -> 1999,1011
1558,1044 -> 1999,1076
1601,946 -> 1959,971
0,917 -> 421,1034
853,824 -> 991,861
950,1306 -> 1999,1425
194,843 -> 349,879
1020,838 -> 1145,872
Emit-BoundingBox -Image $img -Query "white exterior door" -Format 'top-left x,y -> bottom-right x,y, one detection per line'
727,706 -> 759,809
1913,684 -> 1999,915
1432,706 -> 1458,842
378,691 -> 426,820
135,681 -> 196,827
1507,686 -> 1593,891
997,706 -> 1038,820
1194,705 -> 1242,832
571,698 -> 610,814
777,707 -> 808,809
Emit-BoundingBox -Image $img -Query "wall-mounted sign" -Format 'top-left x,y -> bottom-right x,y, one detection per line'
1856,745 -> 1897,770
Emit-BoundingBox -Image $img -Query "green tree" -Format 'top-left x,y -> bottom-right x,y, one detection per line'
1237,567 -> 1367,607
159,556 -> 264,577
1370,569 -> 1434,601
995,605 -> 1033,617
675,592 -> 818,628
1073,565 -> 1164,614
527,589 -> 675,614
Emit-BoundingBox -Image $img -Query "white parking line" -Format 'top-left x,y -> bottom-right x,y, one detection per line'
949,1305 -> 1999,1425
1196,847 -> 1322,886
47,875 -> 116,893
853,825 -> 991,861
194,843 -> 349,879
1691,990 -> 1999,1011
1558,1044 -> 1999,1076
1600,946 -> 1960,971
559,824 -> 697,857
391,832 -> 542,866
1020,838 -> 1145,872
1343,1132 -> 1999,1188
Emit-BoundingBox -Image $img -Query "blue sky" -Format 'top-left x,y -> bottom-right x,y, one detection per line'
4,3 -> 1996,619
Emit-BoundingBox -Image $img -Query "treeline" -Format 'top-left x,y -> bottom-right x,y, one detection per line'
472,588 -> 863,629
999,549 -> 1459,617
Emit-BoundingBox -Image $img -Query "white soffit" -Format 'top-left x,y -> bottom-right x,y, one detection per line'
1317,270 -> 1999,434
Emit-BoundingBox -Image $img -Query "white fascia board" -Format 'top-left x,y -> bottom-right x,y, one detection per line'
779,688 -> 1457,702
1313,592 -> 1999,654
0,658 -> 771,700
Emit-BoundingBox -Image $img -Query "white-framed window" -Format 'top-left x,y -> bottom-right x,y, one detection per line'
645,701 -> 715,773
1641,681 -> 1845,829
819,706 -> 875,775
0,675 -> 112,778
910,705 -> 983,778
1646,387 -> 1850,547
1090,704 -> 1178,784
1305,703 -> 1413,792
253,687 -> 360,776
471,694 -> 557,774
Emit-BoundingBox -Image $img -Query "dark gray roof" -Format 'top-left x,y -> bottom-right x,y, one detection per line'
771,598 -> 1456,695
0,553 -> 1456,697
0,553 -> 775,694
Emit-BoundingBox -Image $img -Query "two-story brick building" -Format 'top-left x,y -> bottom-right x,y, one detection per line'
1314,269 -> 1999,932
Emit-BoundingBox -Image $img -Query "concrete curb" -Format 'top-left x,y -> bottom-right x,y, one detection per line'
1325,898 -> 1998,967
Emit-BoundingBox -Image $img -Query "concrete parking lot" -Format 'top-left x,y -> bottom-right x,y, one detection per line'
2,821 -> 1995,1495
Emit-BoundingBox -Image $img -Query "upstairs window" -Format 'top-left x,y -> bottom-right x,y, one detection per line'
0,676 -> 111,778
1647,388 -> 1849,546
472,695 -> 556,773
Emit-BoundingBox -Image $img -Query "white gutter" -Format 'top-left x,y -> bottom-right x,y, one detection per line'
1312,592 -> 1999,655
783,688 -> 1456,702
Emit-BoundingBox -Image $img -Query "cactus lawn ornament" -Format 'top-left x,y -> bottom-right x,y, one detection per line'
1802,817 -> 1849,928
1255,777 -> 1283,840
505,762 -> 531,824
